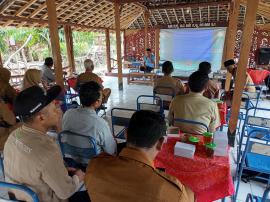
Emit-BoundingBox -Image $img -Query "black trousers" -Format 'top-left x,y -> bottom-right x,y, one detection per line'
69,191 -> 91,202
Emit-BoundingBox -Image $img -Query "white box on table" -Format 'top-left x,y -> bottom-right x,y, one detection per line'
214,131 -> 228,156
174,142 -> 195,159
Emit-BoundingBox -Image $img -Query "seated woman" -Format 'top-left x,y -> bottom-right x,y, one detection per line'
154,61 -> 185,95
0,68 -> 17,105
22,69 -> 46,90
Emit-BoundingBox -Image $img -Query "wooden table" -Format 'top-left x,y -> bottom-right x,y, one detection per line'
127,72 -> 155,86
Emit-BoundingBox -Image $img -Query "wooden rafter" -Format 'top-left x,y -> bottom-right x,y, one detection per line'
0,0 -> 15,13
165,9 -> 172,24
58,0 -> 82,18
173,9 -> 179,24
181,8 -> 186,23
148,1 -> 230,10
41,0 -> 71,20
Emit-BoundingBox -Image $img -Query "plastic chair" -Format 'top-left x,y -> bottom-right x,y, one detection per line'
244,85 -> 263,115
0,154 -> 4,180
173,118 -> 209,134
136,95 -> 164,116
0,181 -> 39,202
58,131 -> 98,167
246,186 -> 270,202
111,108 -> 137,139
235,125 -> 270,200
153,86 -> 176,110
238,107 -> 270,166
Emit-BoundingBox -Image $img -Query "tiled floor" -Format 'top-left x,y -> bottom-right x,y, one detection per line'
1,76 -> 269,201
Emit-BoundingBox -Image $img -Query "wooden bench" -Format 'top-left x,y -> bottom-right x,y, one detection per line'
127,72 -> 155,86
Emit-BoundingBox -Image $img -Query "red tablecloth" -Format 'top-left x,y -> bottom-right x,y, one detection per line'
154,137 -> 234,202
247,69 -> 270,85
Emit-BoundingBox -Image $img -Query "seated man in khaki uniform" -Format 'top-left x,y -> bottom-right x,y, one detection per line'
168,71 -> 220,134
4,85 -> 89,202
154,61 -> 185,95
85,110 -> 194,202
198,61 -> 220,99
0,99 -> 16,151
225,59 -> 256,93
77,59 -> 111,103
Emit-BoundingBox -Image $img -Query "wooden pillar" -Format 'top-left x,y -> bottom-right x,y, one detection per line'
64,25 -> 75,74
224,0 -> 241,91
155,28 -> 160,69
144,11 -> 150,50
46,0 -> 64,87
105,29 -> 112,73
0,52 -> 3,68
114,0 -> 123,90
227,0 -> 259,146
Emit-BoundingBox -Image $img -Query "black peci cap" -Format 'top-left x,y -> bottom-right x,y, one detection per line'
224,59 -> 235,67
14,85 -> 61,118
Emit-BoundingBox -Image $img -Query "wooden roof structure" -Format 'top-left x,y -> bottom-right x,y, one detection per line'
0,0 -> 270,31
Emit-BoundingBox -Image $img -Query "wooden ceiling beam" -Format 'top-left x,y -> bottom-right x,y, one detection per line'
4,0 -> 37,27
0,0 -> 15,13
61,0 -> 96,21
41,0 -> 71,19
148,1 -> 230,10
0,14 -> 107,30
57,0 -> 82,17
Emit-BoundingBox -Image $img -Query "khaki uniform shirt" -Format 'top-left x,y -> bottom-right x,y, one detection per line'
168,92 -> 220,134
77,72 -> 103,88
85,147 -> 194,202
4,125 -> 81,202
154,76 -> 185,95
203,80 -> 220,99
0,101 -> 16,150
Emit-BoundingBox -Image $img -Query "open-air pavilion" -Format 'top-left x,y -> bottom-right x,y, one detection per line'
0,0 -> 270,201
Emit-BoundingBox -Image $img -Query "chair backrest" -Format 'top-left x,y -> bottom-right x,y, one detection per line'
173,118 -> 209,134
262,186 -> 270,202
0,154 -> 4,180
136,95 -> 164,116
111,108 -> 137,138
153,86 -> 176,110
0,181 -> 39,202
58,131 -> 98,164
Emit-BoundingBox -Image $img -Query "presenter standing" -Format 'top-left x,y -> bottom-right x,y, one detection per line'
141,48 -> 155,73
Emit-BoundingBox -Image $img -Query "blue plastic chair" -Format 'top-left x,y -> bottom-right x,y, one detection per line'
0,154 -> 4,180
246,186 -> 270,202
235,127 -> 270,200
58,131 -> 98,167
237,107 -> 270,166
0,181 -> 39,202
111,108 -> 137,139
244,85 -> 263,115
153,86 -> 176,110
136,95 -> 164,117
173,118 -> 209,134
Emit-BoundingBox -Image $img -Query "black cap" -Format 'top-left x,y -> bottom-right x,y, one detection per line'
14,85 -> 61,118
224,59 -> 235,67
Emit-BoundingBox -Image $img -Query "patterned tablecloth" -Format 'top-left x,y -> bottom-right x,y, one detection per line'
154,137 -> 234,202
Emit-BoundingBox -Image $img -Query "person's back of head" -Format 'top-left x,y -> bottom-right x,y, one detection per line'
79,81 -> 102,108
162,61 -> 174,76
0,67 -> 11,83
84,59 -> 94,72
198,61 -> 211,75
127,110 -> 166,156
22,69 -> 42,90
188,71 -> 209,93
44,57 -> 53,67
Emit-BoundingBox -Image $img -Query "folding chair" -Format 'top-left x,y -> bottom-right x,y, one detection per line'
136,95 -> 164,117
237,107 -> 270,166
111,108 -> 137,139
0,181 -> 39,202
246,186 -> 270,202
153,86 -> 175,110
173,118 -> 209,135
0,154 -> 4,180
58,131 -> 98,168
235,127 -> 270,200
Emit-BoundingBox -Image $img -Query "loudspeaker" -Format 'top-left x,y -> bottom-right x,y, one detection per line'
257,48 -> 270,65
